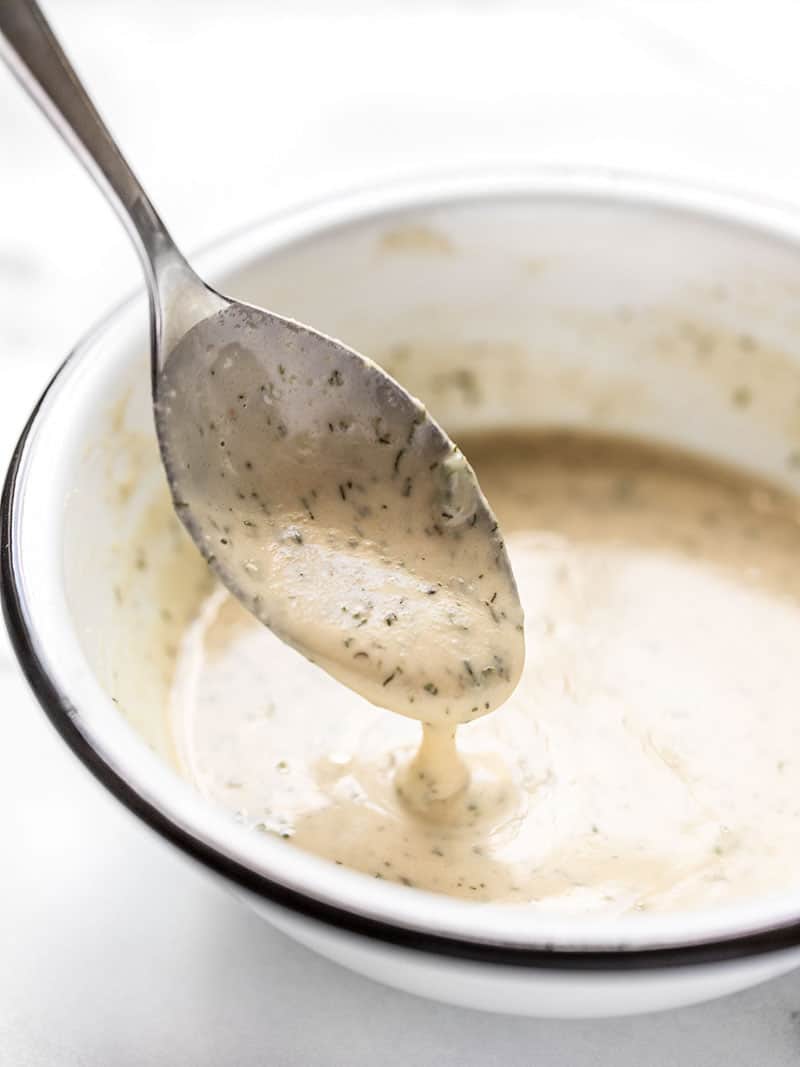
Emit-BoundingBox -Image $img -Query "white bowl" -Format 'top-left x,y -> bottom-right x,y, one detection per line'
7,168 -> 800,1018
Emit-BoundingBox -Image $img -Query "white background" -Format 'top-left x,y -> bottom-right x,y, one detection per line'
4,1 -> 800,1062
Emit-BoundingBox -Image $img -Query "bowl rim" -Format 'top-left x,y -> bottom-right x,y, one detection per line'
9,163 -> 800,971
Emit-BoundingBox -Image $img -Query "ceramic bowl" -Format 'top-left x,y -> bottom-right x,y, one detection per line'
7,169 -> 800,1018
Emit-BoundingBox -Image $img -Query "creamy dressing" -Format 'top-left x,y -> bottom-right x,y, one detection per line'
156,311 -> 524,748
170,432 -> 800,914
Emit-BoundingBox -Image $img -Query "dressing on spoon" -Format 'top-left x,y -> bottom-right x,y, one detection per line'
157,309 -> 525,799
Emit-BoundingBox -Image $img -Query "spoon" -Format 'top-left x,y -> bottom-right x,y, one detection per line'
1,0 -> 524,723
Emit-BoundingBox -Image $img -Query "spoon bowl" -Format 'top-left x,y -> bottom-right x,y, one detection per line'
156,300 -> 523,718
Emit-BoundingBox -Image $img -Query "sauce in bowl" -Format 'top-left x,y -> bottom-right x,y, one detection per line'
169,431 -> 800,914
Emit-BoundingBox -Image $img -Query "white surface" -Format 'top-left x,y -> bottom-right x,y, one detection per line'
5,0 -> 800,1061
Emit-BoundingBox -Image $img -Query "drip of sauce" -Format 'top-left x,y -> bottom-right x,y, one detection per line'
170,432 -> 800,913
396,724 -> 469,810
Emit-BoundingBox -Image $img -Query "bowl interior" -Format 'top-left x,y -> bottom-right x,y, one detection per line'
14,173 -> 800,952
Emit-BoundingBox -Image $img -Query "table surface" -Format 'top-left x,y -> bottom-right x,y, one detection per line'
5,2 -> 800,1062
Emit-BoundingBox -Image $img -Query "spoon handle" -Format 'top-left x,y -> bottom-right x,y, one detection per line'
0,0 -> 217,363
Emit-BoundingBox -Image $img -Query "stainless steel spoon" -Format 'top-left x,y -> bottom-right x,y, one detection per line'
0,0 -> 524,718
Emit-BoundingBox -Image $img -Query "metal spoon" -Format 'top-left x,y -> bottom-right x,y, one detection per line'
1,0 -> 524,719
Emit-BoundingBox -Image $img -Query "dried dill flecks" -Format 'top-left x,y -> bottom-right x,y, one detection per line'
423,682 -> 439,696
463,660 -> 479,686
490,654 -> 510,681
393,447 -> 406,475
406,410 -> 424,445
612,476 -> 635,503
401,477 -> 413,498
300,496 -> 316,520
328,369 -> 343,387
372,416 -> 392,445
384,612 -> 398,626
